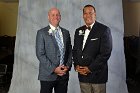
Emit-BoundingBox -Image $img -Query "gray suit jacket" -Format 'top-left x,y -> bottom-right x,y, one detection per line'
36,25 -> 72,81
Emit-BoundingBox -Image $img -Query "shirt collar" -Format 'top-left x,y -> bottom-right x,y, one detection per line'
86,22 -> 95,29
49,24 -> 60,31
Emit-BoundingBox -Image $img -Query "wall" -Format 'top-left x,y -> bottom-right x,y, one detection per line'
123,0 -> 140,36
0,2 -> 18,36
0,1 -> 139,36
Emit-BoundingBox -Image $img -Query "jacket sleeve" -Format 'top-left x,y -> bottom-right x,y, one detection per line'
65,31 -> 72,70
72,30 -> 80,67
36,30 -> 56,75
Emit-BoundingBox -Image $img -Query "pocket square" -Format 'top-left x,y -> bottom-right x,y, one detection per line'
91,38 -> 98,41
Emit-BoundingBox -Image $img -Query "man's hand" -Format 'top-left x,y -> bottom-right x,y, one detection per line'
75,65 -> 91,75
54,65 -> 69,76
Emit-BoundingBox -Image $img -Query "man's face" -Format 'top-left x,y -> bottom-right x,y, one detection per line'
83,7 -> 96,26
48,8 -> 61,27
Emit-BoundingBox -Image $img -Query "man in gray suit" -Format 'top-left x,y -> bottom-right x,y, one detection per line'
36,7 -> 72,93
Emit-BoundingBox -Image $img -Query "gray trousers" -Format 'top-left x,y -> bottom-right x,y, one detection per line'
80,82 -> 106,93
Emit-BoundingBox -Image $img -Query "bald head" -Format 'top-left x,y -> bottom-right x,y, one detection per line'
48,8 -> 60,15
48,8 -> 61,27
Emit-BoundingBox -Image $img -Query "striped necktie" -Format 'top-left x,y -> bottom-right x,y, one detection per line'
55,29 -> 64,65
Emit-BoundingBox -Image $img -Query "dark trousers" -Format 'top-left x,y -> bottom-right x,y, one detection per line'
40,79 -> 68,93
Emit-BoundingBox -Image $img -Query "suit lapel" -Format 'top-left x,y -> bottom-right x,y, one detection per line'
46,26 -> 59,51
78,27 -> 85,51
60,27 -> 66,52
51,35 -> 59,50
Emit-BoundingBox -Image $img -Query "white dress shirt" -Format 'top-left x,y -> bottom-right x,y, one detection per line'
82,23 -> 95,50
49,24 -> 64,47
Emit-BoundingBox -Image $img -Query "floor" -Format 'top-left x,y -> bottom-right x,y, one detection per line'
0,78 -> 140,93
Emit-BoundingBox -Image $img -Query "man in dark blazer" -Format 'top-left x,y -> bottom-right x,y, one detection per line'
73,5 -> 112,93
36,8 -> 72,93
